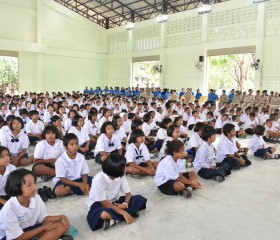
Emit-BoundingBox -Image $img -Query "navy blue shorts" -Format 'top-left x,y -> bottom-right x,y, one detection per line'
1,223 -> 42,240
87,195 -> 147,231
53,176 -> 93,195
254,147 -> 272,158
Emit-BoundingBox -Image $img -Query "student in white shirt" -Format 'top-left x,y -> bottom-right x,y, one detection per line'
155,118 -> 172,150
64,109 -> 78,133
43,104 -> 55,126
216,123 -> 251,170
248,125 -> 280,159
33,125 -> 65,181
2,117 -> 33,167
87,154 -> 147,231
56,105 -> 68,127
5,102 -> 20,119
112,115 -> 127,150
26,110 -> 44,146
53,133 -> 93,197
214,114 -> 229,134
84,111 -> 100,147
232,115 -> 247,138
69,115 -> 94,160
19,108 -> 30,133
120,112 -> 131,135
36,101 -> 46,122
0,146 -> 16,209
263,119 -> 280,143
125,129 -> 158,177
244,113 -> 257,135
0,115 -> 14,145
99,108 -> 111,129
193,126 -> 231,182
186,122 -> 205,157
50,115 -> 65,139
0,169 -> 71,240
155,140 -> 201,198
142,113 -> 157,153
187,110 -> 199,130
174,116 -> 189,140
94,121 -> 122,164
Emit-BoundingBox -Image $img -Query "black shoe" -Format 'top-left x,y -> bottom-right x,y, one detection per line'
85,154 -> 90,160
43,186 -> 56,199
60,234 -> 74,240
214,176 -> 225,183
41,175 -> 52,182
90,152 -> 95,159
38,188 -> 48,202
133,211 -> 139,218
180,189 -> 192,199
103,219 -> 116,231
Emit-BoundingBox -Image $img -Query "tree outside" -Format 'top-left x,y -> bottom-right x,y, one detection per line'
0,56 -> 18,94
208,54 -> 255,94
133,61 -> 160,88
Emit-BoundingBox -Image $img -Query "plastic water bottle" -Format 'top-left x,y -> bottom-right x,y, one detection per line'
181,159 -> 186,169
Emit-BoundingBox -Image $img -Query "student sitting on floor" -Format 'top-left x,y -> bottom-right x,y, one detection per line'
263,119 -> 280,143
33,125 -> 65,182
248,125 -> 280,159
174,115 -> 189,141
1,117 -> 33,167
0,115 -> 15,145
94,121 -> 122,164
154,118 -> 172,150
244,112 -> 258,135
68,115 -> 94,160
232,115 -> 247,138
193,126 -> 231,182
51,115 -> 65,139
125,129 -> 158,178
186,122 -> 205,158
87,154 -> 147,231
187,110 -> 200,130
216,123 -> 251,170
26,110 -> 44,146
0,169 -> 72,240
64,110 -> 78,133
112,115 -> 127,151
84,111 -> 100,148
0,146 -> 15,209
155,140 -> 201,198
214,113 -> 229,134
53,133 -> 93,197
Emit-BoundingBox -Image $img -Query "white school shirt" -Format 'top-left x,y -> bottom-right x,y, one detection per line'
179,125 -> 187,135
5,111 -> 20,118
258,114 -> 269,126
187,116 -> 199,127
243,118 -> 256,130
216,135 -> 238,162
232,122 -> 240,131
43,112 -> 55,124
154,111 -> 163,123
26,120 -> 44,135
183,112 -> 190,122
273,121 -> 280,129
122,119 -> 131,133
94,133 -> 122,156
248,134 -> 266,153
156,128 -> 167,141
0,194 -> 47,240
68,126 -> 90,146
154,155 -> 185,186
1,131 -> 29,157
84,121 -> 100,137
187,132 -> 203,150
142,122 -> 152,137
86,172 -> 130,209
114,126 -> 127,143
193,141 -> 216,172
98,116 -> 109,128
0,126 -> 10,144
0,164 -> 16,196
125,143 -> 150,165
264,125 -> 278,136
64,118 -> 72,133
34,139 -> 64,160
240,113 -> 249,123
214,118 -> 228,129
37,109 -> 46,121
53,152 -> 90,184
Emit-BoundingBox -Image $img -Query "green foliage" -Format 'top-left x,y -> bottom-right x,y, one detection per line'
209,54 -> 255,92
0,56 -> 18,85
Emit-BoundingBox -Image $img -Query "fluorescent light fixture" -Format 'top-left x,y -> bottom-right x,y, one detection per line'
125,22 -> 134,30
253,0 -> 270,3
198,5 -> 211,15
156,14 -> 168,23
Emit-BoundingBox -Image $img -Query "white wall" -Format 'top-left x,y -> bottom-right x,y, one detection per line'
0,0 -> 107,93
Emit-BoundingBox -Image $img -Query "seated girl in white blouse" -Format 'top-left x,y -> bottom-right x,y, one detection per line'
33,125 -> 65,181
0,169 -> 71,240
154,118 -> 172,150
186,122 -> 205,158
94,121 -> 122,164
69,115 -> 94,160
155,140 -> 201,198
125,129 -> 158,177
112,115 -> 127,150
1,117 -> 33,167
0,146 -> 16,209
87,154 -> 147,231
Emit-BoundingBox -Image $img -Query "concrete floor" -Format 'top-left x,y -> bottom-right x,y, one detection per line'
28,135 -> 280,240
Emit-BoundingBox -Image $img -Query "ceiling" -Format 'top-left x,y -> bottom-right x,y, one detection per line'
54,0 -> 230,29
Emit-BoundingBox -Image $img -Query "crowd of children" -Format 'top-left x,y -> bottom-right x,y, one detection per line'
0,87 -> 279,239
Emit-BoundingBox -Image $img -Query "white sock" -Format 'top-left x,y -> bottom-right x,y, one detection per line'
186,186 -> 192,191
